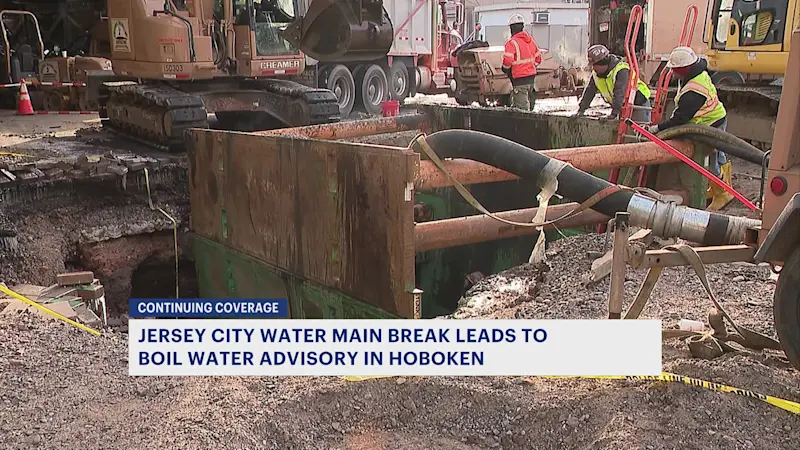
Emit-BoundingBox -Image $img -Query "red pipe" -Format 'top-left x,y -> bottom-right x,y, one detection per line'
627,119 -> 759,211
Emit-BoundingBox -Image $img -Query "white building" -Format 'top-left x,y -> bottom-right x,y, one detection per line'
472,1 -> 589,68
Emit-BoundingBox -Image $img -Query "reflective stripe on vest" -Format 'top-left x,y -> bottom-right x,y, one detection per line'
592,61 -> 651,103
674,71 -> 727,126
506,35 -> 537,78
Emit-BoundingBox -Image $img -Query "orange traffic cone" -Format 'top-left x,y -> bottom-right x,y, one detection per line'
17,78 -> 34,115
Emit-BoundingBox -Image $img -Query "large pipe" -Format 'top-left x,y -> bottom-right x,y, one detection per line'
410,130 -> 760,246
414,203 -> 609,252
415,139 -> 695,190
256,114 -> 426,140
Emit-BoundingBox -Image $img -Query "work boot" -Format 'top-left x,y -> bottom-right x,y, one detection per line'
706,161 -> 734,211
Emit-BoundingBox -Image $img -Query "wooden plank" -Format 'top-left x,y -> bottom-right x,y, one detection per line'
187,129 -> 419,318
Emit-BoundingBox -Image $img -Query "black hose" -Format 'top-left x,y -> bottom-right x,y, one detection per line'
412,129 -> 756,246
655,124 -> 765,165
412,129 -> 636,218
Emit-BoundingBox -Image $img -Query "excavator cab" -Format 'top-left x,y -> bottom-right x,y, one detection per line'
705,0 -> 799,74
0,10 -> 45,84
282,0 -> 393,62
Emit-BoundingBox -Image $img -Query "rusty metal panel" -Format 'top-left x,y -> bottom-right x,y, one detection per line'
418,104 -> 616,149
187,131 -> 226,243
187,129 -> 419,318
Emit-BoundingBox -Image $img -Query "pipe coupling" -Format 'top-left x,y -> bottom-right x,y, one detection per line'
626,194 -> 761,245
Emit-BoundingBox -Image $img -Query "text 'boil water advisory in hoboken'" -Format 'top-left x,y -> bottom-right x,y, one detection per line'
128,299 -> 663,377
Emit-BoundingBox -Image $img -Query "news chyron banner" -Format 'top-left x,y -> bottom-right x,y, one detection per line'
128,298 -> 663,376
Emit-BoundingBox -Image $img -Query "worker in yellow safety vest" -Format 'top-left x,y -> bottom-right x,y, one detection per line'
647,46 -> 733,211
574,44 -> 651,122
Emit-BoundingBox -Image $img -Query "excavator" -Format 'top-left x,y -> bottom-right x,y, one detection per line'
703,0 -> 799,146
95,0 -> 393,151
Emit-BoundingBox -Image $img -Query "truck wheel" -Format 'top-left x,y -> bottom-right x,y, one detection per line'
388,61 -> 409,101
774,247 -> 800,370
356,64 -> 389,115
711,71 -> 746,85
324,64 -> 355,118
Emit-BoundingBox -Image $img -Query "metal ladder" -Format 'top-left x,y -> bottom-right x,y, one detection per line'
603,5 -> 700,207
599,5 -> 646,233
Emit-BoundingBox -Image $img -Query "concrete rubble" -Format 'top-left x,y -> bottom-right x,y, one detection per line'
0,271 -> 108,328
0,151 -> 160,185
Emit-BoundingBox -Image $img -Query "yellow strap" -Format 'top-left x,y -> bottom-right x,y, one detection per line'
0,284 -> 101,336
0,152 -> 33,158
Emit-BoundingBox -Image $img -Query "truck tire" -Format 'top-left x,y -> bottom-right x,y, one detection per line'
711,71 -> 746,85
388,60 -> 410,101
323,64 -> 355,118
356,64 -> 389,115
774,247 -> 800,370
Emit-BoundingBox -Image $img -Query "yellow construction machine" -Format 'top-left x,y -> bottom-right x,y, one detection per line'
703,0 -> 799,146
95,0 -> 393,151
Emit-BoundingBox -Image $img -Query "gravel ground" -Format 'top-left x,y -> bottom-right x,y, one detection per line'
2,106 -> 798,450
1,231 -> 799,449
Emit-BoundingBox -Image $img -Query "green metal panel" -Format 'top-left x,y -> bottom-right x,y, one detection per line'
193,234 -> 399,319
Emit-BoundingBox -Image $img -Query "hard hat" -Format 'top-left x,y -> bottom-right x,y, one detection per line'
666,46 -> 699,68
508,13 -> 525,26
587,44 -> 610,64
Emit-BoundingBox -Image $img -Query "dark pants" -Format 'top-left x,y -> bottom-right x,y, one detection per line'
511,83 -> 536,111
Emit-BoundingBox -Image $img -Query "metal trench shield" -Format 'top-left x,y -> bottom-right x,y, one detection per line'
187,129 -> 417,319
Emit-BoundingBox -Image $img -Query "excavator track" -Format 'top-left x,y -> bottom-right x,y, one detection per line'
100,82 -> 209,152
98,79 -> 340,152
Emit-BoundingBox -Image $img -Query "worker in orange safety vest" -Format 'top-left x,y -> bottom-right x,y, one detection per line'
501,13 -> 542,111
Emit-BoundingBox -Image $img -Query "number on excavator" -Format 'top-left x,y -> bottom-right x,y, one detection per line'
164,64 -> 184,72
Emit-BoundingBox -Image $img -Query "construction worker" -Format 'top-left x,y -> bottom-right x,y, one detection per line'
574,44 -> 651,122
501,14 -> 542,111
647,46 -> 733,210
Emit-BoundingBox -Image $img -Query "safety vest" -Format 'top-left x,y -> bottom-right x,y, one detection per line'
502,32 -> 540,79
592,61 -> 651,104
674,71 -> 727,126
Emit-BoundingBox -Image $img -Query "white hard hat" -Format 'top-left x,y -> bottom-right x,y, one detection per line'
666,46 -> 699,68
508,13 -> 525,26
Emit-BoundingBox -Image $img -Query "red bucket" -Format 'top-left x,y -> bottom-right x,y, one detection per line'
381,100 -> 399,117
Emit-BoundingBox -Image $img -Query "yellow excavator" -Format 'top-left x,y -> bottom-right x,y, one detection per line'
703,0 -> 799,146
94,0 -> 393,151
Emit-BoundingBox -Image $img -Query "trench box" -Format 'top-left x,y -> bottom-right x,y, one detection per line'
187,105 -> 709,319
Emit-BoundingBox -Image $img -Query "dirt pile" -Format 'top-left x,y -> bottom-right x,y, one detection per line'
2,231 -> 799,450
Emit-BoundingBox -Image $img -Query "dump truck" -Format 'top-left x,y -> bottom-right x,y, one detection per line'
294,0 -> 467,117
93,0 -> 394,151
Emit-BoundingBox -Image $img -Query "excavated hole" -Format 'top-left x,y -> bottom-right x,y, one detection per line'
130,254 -> 198,303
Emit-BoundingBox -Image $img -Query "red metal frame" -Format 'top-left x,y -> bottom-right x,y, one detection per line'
651,5 -> 698,124
601,5 -> 699,236
634,5 -> 698,189
599,5 -> 642,233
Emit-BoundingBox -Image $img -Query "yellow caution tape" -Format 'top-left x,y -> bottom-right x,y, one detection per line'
0,151 -> 33,158
343,372 -> 800,416
0,284 -> 101,336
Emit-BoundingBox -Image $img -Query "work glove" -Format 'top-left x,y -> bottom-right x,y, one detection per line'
646,124 -> 659,134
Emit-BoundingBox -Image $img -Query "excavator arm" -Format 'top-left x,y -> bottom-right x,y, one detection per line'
282,0 -> 393,62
